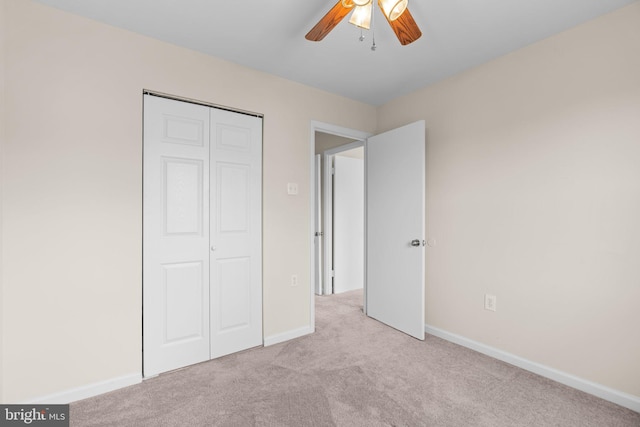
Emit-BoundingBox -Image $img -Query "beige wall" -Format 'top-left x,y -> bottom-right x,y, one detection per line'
378,3 -> 640,397
336,148 -> 364,160
1,0 -> 376,402
314,132 -> 357,154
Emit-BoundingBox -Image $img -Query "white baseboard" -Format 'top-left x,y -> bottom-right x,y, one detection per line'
25,373 -> 142,404
425,324 -> 640,413
264,325 -> 314,347
23,326 -> 315,405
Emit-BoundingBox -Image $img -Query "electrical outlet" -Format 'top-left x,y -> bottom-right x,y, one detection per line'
287,183 -> 298,195
484,294 -> 497,312
291,275 -> 298,287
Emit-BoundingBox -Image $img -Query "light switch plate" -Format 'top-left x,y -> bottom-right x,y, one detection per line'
287,183 -> 298,195
485,294 -> 497,312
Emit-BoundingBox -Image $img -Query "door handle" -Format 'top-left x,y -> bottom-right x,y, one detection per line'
411,239 -> 421,247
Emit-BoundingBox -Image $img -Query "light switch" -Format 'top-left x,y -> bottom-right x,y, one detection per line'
287,183 -> 298,195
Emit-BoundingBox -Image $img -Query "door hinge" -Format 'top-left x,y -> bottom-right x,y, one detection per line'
331,167 -> 335,175
331,270 -> 335,277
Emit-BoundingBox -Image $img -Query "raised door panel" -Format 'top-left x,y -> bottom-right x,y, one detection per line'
162,115 -> 205,147
217,163 -> 249,234
217,257 -> 251,331
216,124 -> 252,153
162,261 -> 206,343
163,158 -> 204,236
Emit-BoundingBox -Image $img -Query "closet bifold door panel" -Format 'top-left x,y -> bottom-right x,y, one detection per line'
209,108 -> 263,359
143,94 -> 263,377
143,96 -> 211,377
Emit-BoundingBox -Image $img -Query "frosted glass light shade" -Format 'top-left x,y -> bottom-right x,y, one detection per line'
379,0 -> 408,21
341,0 -> 355,7
353,0 -> 372,5
349,3 -> 373,29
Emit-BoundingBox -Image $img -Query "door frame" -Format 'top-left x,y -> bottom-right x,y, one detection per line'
309,121 -> 371,328
322,141 -> 364,296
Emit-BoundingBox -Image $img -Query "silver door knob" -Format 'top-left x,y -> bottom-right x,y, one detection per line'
411,239 -> 421,247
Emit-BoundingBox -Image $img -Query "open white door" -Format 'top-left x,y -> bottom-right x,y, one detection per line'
366,121 -> 425,340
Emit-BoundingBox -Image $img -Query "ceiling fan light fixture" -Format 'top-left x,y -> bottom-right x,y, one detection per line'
349,3 -> 373,29
305,0 -> 421,46
379,0 -> 408,21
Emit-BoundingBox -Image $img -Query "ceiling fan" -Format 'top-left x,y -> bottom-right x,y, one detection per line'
305,0 -> 422,46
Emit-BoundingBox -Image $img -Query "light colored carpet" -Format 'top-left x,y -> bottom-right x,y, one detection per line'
71,289 -> 640,426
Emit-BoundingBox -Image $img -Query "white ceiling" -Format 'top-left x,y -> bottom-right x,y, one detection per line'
34,0 -> 636,105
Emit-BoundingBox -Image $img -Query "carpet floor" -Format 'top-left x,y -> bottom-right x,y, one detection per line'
71,289 -> 640,426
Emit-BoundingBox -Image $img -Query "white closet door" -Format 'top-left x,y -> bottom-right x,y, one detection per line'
144,95 -> 263,375
143,95 -> 211,376
209,108 -> 263,359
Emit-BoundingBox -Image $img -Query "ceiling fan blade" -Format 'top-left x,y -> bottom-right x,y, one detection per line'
382,6 -> 422,46
305,0 -> 354,42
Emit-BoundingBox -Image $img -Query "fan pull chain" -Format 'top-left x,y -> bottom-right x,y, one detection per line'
359,28 -> 365,42
371,0 -> 377,51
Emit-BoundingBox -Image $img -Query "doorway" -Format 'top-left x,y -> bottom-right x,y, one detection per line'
309,122 -> 370,327
309,120 -> 427,340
